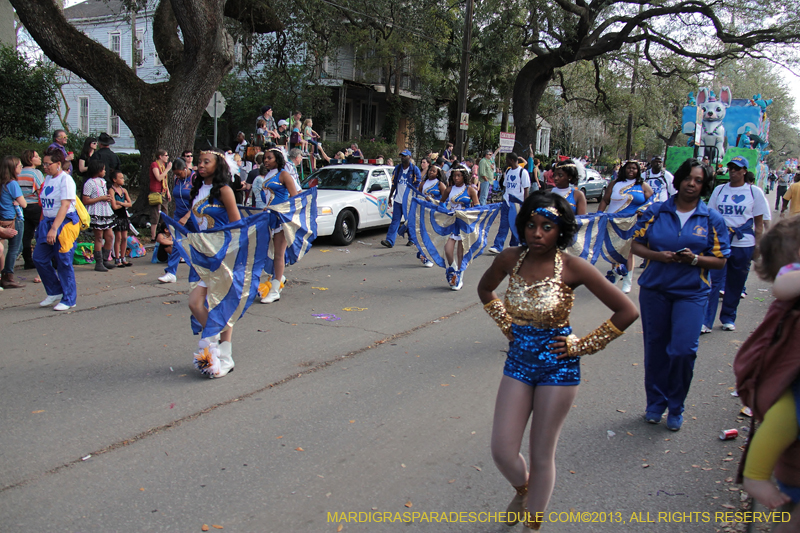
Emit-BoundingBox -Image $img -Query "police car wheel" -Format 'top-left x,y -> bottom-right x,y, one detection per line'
332,209 -> 356,245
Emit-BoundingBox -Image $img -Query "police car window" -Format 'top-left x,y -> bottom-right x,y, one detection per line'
303,168 -> 368,191
369,170 -> 391,191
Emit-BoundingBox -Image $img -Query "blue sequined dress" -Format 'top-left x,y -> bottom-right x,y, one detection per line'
188,183 -> 231,286
503,249 -> 580,386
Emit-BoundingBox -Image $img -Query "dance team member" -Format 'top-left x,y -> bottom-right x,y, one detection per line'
159,157 -> 194,283
488,152 -> 531,255
631,159 -> 729,430
550,159 -> 586,215
443,165 -> 479,290
598,160 -> 653,293
183,150 -> 241,378
702,156 -> 769,332
259,148 -> 300,304
34,148 -> 81,311
478,191 -> 638,530
416,164 -> 447,268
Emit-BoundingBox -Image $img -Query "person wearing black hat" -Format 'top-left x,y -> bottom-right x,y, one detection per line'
90,132 -> 121,183
381,149 -> 421,248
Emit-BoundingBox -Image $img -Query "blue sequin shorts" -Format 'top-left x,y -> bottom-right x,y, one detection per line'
503,324 -> 580,386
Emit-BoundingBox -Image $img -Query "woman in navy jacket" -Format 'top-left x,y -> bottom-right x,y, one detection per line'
631,159 -> 730,431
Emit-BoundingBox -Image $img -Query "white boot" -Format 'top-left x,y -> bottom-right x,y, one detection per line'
261,280 -> 281,303
621,271 -> 633,294
215,341 -> 235,377
193,335 -> 221,377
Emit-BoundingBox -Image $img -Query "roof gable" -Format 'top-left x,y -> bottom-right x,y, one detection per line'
64,0 -> 127,20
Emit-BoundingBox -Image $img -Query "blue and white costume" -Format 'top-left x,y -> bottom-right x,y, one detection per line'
703,183 -> 770,329
607,180 -> 648,216
33,171 -> 80,309
384,163 -> 421,246
633,198 -> 730,420
164,171 -> 195,277
421,178 -> 443,201
491,166 -> 531,252
552,186 -> 577,214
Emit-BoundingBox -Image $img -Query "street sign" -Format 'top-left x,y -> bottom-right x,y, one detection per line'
206,91 -> 226,147
206,91 -> 226,117
499,132 -> 516,153
460,112 -> 469,130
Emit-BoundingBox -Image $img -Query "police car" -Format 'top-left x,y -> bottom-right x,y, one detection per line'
301,164 -> 395,245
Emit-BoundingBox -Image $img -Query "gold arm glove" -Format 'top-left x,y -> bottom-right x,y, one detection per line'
564,319 -> 624,357
484,299 -> 512,337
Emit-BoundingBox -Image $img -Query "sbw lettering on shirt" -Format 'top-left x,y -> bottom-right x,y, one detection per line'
41,198 -> 56,210
719,194 -> 747,215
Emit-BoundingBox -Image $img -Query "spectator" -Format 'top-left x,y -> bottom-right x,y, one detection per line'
780,173 -> 800,218
91,132 -> 121,180
34,148 -> 80,311
257,106 -> 278,141
109,169 -> 132,268
442,142 -> 453,161
487,152 -> 531,254
350,143 -> 363,159
149,149 -> 172,241
76,137 -> 97,183
287,148 -> 303,190
303,118 -> 321,167
245,152 -> 265,205
0,224 -> 18,282
81,159 -> 116,272
255,118 -> 267,148
478,149 -> 495,205
154,221 -> 173,264
386,158 -> 394,166
234,131 -> 248,160
287,110 -> 302,130
643,156 -> 676,203
276,120 -> 290,147
19,150 -> 45,271
0,156 -> 27,288
182,149 -> 197,171
48,129 -> 74,174
158,158 -> 193,283
291,121 -> 307,153
376,154 -> 385,165
252,164 -> 269,209
777,170 -> 792,211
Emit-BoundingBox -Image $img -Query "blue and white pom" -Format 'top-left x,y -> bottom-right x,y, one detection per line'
193,337 -> 221,377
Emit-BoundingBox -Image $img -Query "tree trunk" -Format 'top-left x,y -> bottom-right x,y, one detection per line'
512,56 -> 560,151
11,0 -> 236,216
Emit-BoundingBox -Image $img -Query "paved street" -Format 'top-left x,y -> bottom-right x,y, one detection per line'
0,198 -> 785,532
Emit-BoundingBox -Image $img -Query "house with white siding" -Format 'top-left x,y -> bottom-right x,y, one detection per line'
55,0 -> 166,153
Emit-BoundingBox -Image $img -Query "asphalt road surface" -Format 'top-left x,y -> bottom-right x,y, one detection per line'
0,196 -> 785,532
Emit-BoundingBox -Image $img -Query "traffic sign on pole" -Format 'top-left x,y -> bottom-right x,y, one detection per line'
206,91 -> 226,147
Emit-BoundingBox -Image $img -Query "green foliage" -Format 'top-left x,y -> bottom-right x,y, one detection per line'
0,45 -> 59,141
0,137 -> 48,159
323,139 -> 398,159
119,153 -> 143,189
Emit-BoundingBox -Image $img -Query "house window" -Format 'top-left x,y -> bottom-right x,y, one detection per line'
109,32 -> 121,57
135,28 -> 144,66
79,97 -> 89,134
360,103 -> 377,138
109,107 -> 120,136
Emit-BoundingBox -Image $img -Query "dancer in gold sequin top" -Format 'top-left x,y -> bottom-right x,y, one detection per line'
477,191 -> 639,530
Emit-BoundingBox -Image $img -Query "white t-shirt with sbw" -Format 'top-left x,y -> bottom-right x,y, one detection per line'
707,183 -> 770,248
40,171 -> 77,219
643,169 -> 676,203
503,167 -> 531,203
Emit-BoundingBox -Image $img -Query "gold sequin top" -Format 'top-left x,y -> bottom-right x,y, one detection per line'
504,249 -> 574,328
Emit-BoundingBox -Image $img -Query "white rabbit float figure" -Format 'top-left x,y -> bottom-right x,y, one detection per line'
696,86 -> 732,162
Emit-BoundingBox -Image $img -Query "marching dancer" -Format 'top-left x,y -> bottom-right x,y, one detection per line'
442,165 -> 480,289
478,191 -> 638,529
550,159 -> 587,215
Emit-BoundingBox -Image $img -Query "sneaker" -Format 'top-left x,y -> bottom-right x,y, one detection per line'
158,272 -> 177,283
639,260 -> 647,268
423,260 -> 434,268
487,246 -> 501,255
740,291 -> 747,299
721,323 -> 735,331
405,240 -> 414,247
380,240 -> 393,248
53,302 -> 76,311
666,413 -> 683,431
719,290 -> 725,298
700,325 -> 712,334
452,273 -> 464,291
644,412 -> 662,424
40,294 -> 63,307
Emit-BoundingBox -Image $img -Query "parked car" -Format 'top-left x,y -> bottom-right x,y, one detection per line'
578,169 -> 608,202
301,164 -> 395,245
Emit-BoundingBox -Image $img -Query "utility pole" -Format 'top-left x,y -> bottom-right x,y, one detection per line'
454,0 -> 474,159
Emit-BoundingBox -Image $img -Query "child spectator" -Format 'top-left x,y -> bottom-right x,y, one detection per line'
303,118 -> 321,157
252,164 -> 270,209
291,121 -> 308,153
740,216 -> 800,510
154,221 -> 173,264
81,159 -> 116,271
109,170 -> 132,267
